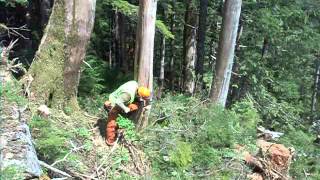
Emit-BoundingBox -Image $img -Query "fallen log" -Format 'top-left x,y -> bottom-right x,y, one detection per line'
0,104 -> 43,179
0,59 -> 42,178
257,126 -> 284,140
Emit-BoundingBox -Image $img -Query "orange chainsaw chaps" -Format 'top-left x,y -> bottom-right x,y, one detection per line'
106,108 -> 120,146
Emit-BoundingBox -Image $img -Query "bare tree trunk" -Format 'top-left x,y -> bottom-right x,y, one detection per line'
182,0 -> 197,95
114,11 -> 128,72
261,36 -> 269,59
108,44 -> 113,68
209,0 -> 242,107
134,0 -> 158,131
64,0 -> 96,110
195,0 -> 208,91
114,10 -> 121,69
40,0 -> 53,29
227,19 -> 243,107
28,0 -> 96,110
119,14 -> 129,73
157,35 -> 166,98
168,0 -> 176,90
311,59 -> 320,119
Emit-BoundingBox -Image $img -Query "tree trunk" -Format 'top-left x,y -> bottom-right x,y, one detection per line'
209,0 -> 242,107
182,0 -> 197,95
157,35 -> 166,98
168,0 -> 176,90
311,59 -> 320,119
195,0 -> 208,91
40,0 -> 53,29
227,19 -> 243,107
261,36 -> 269,59
134,0 -> 158,131
28,0 -> 96,110
114,11 -> 128,72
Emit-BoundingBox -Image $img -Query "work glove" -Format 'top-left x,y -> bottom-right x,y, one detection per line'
104,101 -> 112,110
128,104 -> 139,112
124,107 -> 130,113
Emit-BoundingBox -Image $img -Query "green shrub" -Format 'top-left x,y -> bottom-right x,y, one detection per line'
169,141 -> 192,170
0,0 -> 28,7
2,81 -> 27,106
29,115 -> 70,161
144,95 -> 258,178
253,88 -> 303,131
0,166 -> 24,180
78,55 -> 108,95
78,93 -> 109,115
280,130 -> 320,178
231,99 -> 261,144
192,144 -> 221,168
75,127 -> 91,139
116,115 -> 137,141
196,105 -> 237,148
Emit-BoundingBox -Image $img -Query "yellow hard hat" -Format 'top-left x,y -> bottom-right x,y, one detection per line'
138,87 -> 151,98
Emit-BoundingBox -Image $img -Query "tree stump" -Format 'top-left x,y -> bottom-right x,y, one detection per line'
237,140 -> 294,180
256,140 -> 293,179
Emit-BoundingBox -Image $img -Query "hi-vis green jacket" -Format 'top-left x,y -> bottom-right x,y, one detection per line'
109,80 -> 138,112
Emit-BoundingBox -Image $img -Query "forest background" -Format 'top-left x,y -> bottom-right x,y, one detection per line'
0,0 -> 320,179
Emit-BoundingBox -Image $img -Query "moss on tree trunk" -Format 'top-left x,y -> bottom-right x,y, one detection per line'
28,0 -> 96,111
28,0 -> 66,109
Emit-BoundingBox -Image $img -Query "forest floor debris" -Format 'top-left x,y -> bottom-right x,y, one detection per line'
238,138 -> 294,180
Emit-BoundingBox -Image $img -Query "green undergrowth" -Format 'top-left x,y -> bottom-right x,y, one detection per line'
1,80 -> 27,106
28,110 -> 94,173
78,93 -> 109,115
141,94 -> 260,179
0,82 -> 3,97
0,165 -> 24,180
117,115 -> 137,142
279,130 -> 320,179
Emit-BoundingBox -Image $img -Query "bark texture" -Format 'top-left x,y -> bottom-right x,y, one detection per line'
134,0 -> 158,130
28,0 -> 96,110
0,68 -> 42,179
158,35 -> 166,98
209,0 -> 242,106
40,0 -> 53,29
195,0 -> 208,89
168,0 -> 176,90
64,0 -> 96,109
311,59 -> 320,119
115,11 -> 128,73
0,107 -> 42,178
182,0 -> 197,94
